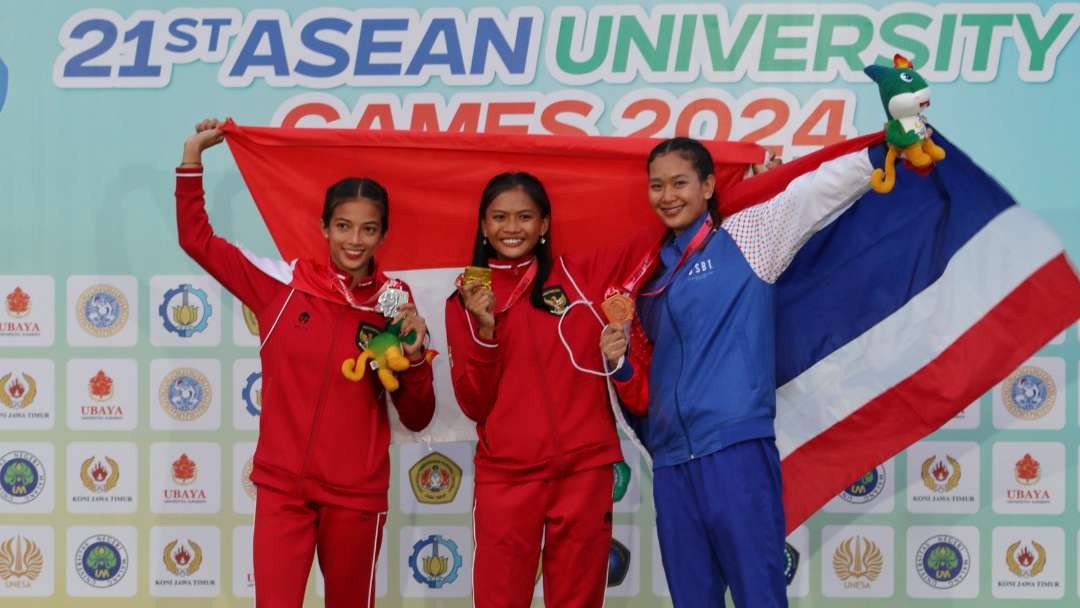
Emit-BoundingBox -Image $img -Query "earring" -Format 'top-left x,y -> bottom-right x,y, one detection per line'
482,236 -> 488,246
540,235 -> 547,244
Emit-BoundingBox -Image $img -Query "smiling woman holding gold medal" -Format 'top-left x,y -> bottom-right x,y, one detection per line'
175,118 -> 435,608
444,172 -> 659,608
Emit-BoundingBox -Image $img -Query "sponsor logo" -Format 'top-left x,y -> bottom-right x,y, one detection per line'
88,370 -> 113,402
0,535 -> 44,587
171,454 -> 196,485
408,534 -> 462,589
162,539 -> 202,577
163,454 -> 207,504
1005,540 -> 1045,579
0,451 -> 44,505
920,455 -> 961,493
1,287 -> 41,337
541,285 -> 568,315
408,452 -> 462,505
1005,453 -> 1052,505
5,287 -> 30,318
607,538 -> 630,587
841,466 -> 886,505
76,284 -> 128,338
783,542 -> 800,586
1003,366 -> 1055,420
915,535 -> 970,589
158,284 -> 212,338
159,368 -> 211,422
612,461 -> 631,502
241,457 -> 256,500
241,305 -> 259,336
832,536 -> 883,589
241,372 -> 261,417
79,456 -> 119,493
0,372 -> 36,410
75,535 -> 129,588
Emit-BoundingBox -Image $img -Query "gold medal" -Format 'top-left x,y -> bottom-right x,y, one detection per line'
601,292 -> 635,324
462,266 -> 493,290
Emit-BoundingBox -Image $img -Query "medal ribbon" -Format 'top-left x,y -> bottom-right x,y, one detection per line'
493,260 -> 537,314
612,215 -> 715,299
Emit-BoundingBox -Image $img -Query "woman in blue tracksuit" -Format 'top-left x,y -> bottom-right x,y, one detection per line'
601,137 -> 873,607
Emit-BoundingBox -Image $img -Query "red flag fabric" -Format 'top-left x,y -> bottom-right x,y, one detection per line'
220,120 -> 766,268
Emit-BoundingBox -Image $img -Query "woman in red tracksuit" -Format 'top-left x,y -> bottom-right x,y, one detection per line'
445,172 -> 647,607
176,118 -> 436,608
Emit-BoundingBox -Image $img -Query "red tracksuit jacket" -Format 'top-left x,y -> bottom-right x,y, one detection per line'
176,167 -> 435,512
445,243 -> 653,483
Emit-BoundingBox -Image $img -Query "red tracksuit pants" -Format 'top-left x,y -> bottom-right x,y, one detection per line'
473,465 -> 614,607
253,485 -> 385,608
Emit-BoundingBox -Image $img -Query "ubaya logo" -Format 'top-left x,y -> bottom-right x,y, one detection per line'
80,456 -> 119,493
1007,453 -> 1051,504
241,372 -> 261,417
171,454 -> 197,485
0,535 -> 43,587
409,534 -> 462,589
920,455 -> 961,493
1,287 -> 40,338
88,370 -> 113,402
165,454 -> 207,504
159,368 -> 211,421
915,535 -> 970,589
842,466 -> 885,504
1003,366 -> 1055,420
163,539 -> 203,577
408,452 -> 462,505
5,287 -> 29,318
832,536 -> 883,589
1005,541 -> 1046,578
158,284 -> 212,337
0,451 -> 44,505
0,372 -> 36,410
76,284 -> 128,338
75,535 -> 128,588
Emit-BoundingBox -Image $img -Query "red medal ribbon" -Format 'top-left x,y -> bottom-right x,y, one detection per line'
609,216 -> 715,300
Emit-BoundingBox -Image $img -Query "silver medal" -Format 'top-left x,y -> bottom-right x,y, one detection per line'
376,286 -> 409,318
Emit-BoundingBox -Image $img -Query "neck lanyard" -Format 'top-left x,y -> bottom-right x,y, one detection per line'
491,259 -> 537,314
616,215 -> 715,299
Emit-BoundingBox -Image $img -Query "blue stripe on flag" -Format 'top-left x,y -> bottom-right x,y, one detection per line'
775,132 -> 1018,386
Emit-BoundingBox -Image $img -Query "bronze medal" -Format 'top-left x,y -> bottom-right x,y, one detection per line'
601,292 -> 635,324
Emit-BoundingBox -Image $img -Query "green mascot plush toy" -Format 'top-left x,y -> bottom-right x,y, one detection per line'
864,54 -> 946,193
341,320 -> 417,392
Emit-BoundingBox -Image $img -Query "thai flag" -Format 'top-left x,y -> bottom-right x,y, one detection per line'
729,131 -> 1080,530
220,123 -> 1079,530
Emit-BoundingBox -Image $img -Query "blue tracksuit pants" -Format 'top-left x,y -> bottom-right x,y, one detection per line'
653,438 -> 788,607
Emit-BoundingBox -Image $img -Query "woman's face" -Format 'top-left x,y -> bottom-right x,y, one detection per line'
648,152 -> 716,234
322,198 -> 384,277
482,188 -> 549,260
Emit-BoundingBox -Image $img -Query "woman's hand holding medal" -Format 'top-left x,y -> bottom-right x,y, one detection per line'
392,302 -> 428,358
459,280 -> 496,340
600,324 -> 629,369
